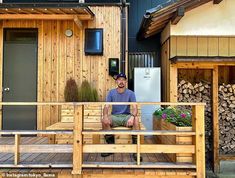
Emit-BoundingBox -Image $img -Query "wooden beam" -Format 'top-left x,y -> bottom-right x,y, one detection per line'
83,144 -> 195,154
82,130 -> 195,136
175,61 -> 235,69
169,64 -> 178,102
0,144 -> 73,153
72,105 -> 83,175
82,162 -> 197,169
137,135 -> 140,165
213,0 -> 223,4
0,130 -> 73,135
14,134 -> 20,165
0,102 -> 206,106
74,16 -> 83,29
171,6 -> 185,25
192,105 -> 205,178
0,145 -> 72,153
170,56 -> 235,62
212,66 -> 220,173
0,14 -> 93,20
0,145 -> 14,153
0,164 -> 72,168
219,155 -> 235,161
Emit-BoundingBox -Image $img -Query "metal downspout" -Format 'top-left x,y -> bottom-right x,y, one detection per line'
120,0 -> 127,74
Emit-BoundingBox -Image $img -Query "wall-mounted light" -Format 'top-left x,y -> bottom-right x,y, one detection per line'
65,29 -> 73,37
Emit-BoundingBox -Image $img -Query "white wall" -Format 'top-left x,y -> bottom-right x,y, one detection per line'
171,0 -> 235,36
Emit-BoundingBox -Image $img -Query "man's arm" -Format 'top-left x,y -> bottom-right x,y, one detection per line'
102,91 -> 112,125
126,91 -> 138,127
103,105 -> 110,117
131,104 -> 138,117
130,91 -> 138,116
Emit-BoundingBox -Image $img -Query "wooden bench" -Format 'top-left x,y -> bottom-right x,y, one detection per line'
46,104 -> 145,144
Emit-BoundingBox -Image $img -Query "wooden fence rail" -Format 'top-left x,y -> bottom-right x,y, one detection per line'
0,102 -> 205,178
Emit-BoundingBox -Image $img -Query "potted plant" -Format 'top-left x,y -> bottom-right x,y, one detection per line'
61,78 -> 79,122
153,106 -> 193,163
62,79 -> 99,122
78,80 -> 98,102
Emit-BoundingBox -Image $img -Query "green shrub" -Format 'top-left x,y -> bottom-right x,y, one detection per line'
92,88 -> 99,102
64,78 -> 79,102
79,80 -> 99,102
153,107 -> 192,127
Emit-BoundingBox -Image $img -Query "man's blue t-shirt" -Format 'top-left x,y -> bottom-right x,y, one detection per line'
106,89 -> 136,115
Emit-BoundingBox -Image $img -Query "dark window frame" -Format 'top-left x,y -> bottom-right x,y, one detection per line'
85,28 -> 103,55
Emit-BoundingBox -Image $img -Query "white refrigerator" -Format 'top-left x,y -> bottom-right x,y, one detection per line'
134,68 -> 161,130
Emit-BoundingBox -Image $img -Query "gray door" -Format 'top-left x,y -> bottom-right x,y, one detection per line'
2,29 -> 37,130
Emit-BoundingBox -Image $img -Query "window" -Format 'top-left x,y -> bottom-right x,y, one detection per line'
85,29 -> 103,55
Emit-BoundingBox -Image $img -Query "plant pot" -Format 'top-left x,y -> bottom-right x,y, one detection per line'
153,116 -> 193,163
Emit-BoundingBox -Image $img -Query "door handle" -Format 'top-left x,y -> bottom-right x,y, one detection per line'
3,87 -> 10,92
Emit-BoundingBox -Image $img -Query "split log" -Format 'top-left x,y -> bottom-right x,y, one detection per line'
219,83 -> 235,154
178,80 -> 213,166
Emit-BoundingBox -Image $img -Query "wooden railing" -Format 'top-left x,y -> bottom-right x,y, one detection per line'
0,102 -> 205,178
0,130 -> 73,168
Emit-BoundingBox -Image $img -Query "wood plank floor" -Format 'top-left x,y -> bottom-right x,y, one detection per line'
0,136 -> 170,165
0,136 -> 196,177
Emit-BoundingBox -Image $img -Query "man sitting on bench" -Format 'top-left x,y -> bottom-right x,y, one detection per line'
101,73 -> 142,161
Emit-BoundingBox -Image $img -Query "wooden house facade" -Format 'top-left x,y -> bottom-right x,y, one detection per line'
0,3 -> 121,131
0,1 -> 208,178
138,0 -> 235,173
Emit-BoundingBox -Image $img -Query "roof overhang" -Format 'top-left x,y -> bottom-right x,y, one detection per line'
0,3 -> 94,22
137,0 -> 216,40
170,56 -> 235,63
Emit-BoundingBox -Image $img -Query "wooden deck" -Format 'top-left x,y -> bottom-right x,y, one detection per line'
0,136 -> 171,165
0,102 -> 205,178
0,136 -> 196,178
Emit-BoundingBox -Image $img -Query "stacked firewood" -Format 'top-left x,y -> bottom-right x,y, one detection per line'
219,84 -> 235,154
178,80 -> 213,166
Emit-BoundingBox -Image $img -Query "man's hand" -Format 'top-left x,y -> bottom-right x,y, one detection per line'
126,116 -> 134,127
102,115 -> 111,125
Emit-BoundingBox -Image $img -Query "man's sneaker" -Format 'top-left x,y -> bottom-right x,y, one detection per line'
101,135 -> 115,157
132,153 -> 143,162
105,134 -> 115,144
101,153 -> 113,157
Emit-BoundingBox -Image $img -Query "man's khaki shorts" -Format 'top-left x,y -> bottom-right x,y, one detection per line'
111,114 -> 131,127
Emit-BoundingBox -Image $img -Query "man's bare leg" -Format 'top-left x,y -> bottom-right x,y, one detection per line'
131,116 -> 143,162
132,116 -> 140,130
101,116 -> 114,157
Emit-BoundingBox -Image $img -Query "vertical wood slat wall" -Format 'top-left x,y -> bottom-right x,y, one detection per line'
170,36 -> 235,58
0,7 -> 121,130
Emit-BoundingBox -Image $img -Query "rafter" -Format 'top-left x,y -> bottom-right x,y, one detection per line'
213,0 -> 223,4
171,6 -> 185,25
74,16 -> 83,29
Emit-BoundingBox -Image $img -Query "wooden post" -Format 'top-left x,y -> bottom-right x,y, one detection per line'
137,134 -> 140,165
72,105 -> 83,175
192,105 -> 205,178
169,64 -> 178,102
212,66 -> 219,173
14,134 -> 20,165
